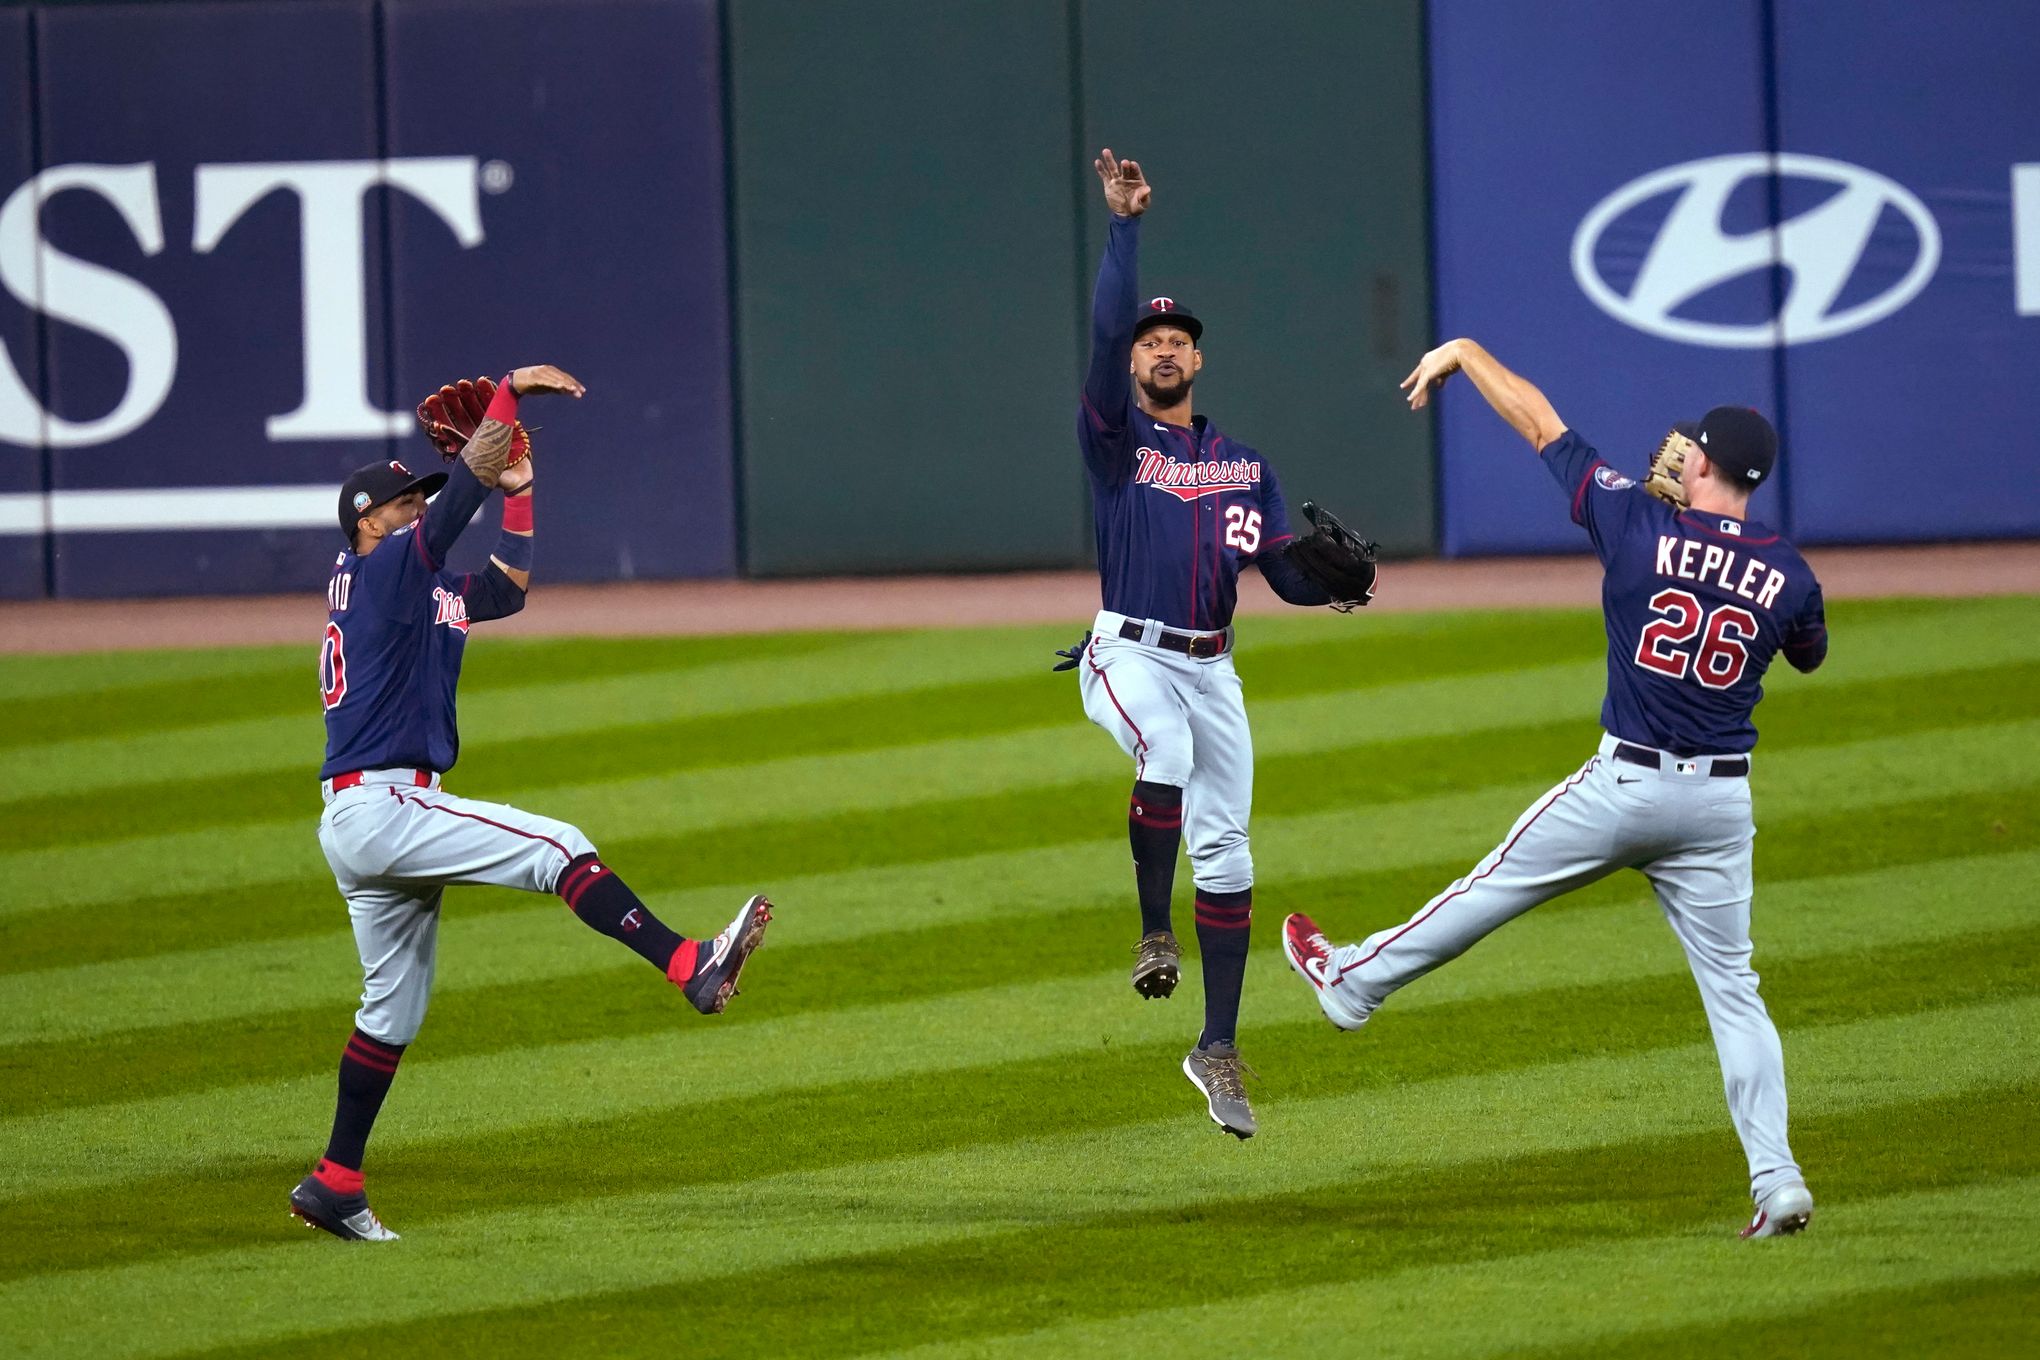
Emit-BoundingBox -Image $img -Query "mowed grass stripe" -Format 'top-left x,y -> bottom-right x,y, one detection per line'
5,660 -> 2036,916
0,630 -> 859,749
1,768 -> 2026,1094
3,692 -> 2028,979
298,1094 -> 2040,1360
13,919 -> 2029,1283
2,999 -> 2028,1359
5,848 -> 2030,1200
10,638 -> 2037,856
0,606 -> 1610,799
872,1169 -> 2040,1360
1516,1274 -> 2039,1360
2,721 -> 2028,1045
7,822 -> 2030,1109
1,594 -> 2025,811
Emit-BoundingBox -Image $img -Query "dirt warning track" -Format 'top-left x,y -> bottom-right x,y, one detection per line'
0,541 -> 2033,655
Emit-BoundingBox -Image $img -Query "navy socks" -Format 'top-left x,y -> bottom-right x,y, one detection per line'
557,853 -> 688,974
1128,781 -> 1184,936
320,1028 -> 405,1178
1194,888 -> 1252,1047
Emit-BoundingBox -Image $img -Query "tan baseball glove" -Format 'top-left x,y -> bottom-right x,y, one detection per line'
1643,430 -> 1693,509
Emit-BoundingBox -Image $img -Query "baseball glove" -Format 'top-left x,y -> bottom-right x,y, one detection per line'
1286,501 -> 1379,612
1643,429 -> 1692,510
416,376 -> 532,466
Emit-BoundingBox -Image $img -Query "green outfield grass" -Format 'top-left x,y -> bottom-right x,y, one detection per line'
0,597 -> 2034,1359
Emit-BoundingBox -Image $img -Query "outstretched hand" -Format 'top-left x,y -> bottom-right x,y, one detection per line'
1094,148 -> 1151,217
508,365 -> 586,399
1399,341 -> 1463,410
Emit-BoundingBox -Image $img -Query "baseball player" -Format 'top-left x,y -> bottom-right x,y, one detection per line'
1069,150 -> 1377,1140
1283,338 -> 1826,1238
290,364 -> 773,1242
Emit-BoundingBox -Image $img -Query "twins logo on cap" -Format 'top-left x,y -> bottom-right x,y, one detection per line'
388,460 -> 411,475
1149,297 -> 1175,312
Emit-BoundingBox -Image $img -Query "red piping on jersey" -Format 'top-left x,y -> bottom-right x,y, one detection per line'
1571,460 -> 1604,526
1086,637 -> 1148,779
1678,510 -> 1780,546
1336,758 -> 1599,978
1174,425 -> 1203,628
396,792 -> 574,860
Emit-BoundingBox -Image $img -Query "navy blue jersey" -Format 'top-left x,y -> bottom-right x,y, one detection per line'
319,463 -> 521,779
1079,215 -> 1328,629
1542,430 -> 1826,755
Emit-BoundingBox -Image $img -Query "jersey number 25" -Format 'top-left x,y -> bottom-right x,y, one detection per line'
1635,588 -> 1756,690
1223,506 -> 1262,554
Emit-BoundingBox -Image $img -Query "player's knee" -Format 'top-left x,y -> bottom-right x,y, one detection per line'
356,994 -> 427,1047
546,825 -> 598,890
1189,833 -> 1252,894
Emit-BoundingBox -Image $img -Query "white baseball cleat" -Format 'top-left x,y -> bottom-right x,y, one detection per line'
1282,913 -> 1368,1031
1740,1181 -> 1814,1239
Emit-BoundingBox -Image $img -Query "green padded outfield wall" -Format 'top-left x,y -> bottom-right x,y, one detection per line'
726,1 -> 1088,576
729,0 -> 1436,576
1075,0 -> 1436,556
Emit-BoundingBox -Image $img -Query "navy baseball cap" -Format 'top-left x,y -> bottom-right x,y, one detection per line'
338,458 -> 447,539
1132,295 -> 1202,343
1675,406 -> 1778,487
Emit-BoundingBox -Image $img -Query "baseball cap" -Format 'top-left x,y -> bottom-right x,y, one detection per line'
1132,295 -> 1202,343
1675,406 -> 1778,487
337,459 -> 448,539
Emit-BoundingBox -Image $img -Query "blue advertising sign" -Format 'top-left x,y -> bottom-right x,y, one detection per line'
1428,0 -> 1782,556
384,0 -> 735,584
33,0 -> 392,598
1,0 -> 735,598
0,8 -> 44,599
1769,0 -> 2040,543
1429,0 -> 2040,553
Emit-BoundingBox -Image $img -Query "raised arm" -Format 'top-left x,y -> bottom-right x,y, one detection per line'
420,363 -> 583,567
1081,149 -> 1150,433
1402,338 -> 1568,452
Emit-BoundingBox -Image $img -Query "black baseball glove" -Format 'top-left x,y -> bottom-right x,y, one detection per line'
1286,501 -> 1379,612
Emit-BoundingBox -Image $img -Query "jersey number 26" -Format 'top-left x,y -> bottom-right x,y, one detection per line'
1634,588 -> 1756,690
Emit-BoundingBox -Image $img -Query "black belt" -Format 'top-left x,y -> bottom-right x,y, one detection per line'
1614,743 -> 1748,778
1119,620 -> 1230,658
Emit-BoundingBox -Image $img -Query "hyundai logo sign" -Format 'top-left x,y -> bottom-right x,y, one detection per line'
1571,153 -> 1941,347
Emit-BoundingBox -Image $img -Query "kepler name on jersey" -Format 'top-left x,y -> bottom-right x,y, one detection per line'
1655,535 -> 1787,609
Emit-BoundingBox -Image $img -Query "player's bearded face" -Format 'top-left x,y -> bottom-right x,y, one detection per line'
1133,329 -> 1200,405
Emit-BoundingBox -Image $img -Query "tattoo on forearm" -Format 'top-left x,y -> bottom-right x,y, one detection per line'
462,419 -> 513,486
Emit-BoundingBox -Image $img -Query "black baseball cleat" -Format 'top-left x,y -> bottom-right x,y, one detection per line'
289,1174 -> 399,1242
1131,930 -> 1181,999
683,894 -> 773,1015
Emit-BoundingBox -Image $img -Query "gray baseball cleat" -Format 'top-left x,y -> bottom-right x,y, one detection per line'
1131,930 -> 1181,1000
1740,1181 -> 1814,1239
683,894 -> 773,1015
1183,1041 -> 1259,1139
289,1174 -> 399,1242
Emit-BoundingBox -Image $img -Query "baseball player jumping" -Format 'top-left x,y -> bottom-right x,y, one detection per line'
1284,338 -> 1826,1237
1068,150 -> 1377,1139
291,365 -> 773,1242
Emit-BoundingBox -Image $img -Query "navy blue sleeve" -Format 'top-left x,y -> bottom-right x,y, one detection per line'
450,564 -> 527,624
1252,461 -> 1333,606
1782,582 -> 1827,673
1078,215 -> 1141,480
1538,428 -> 1645,564
418,461 -> 490,569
